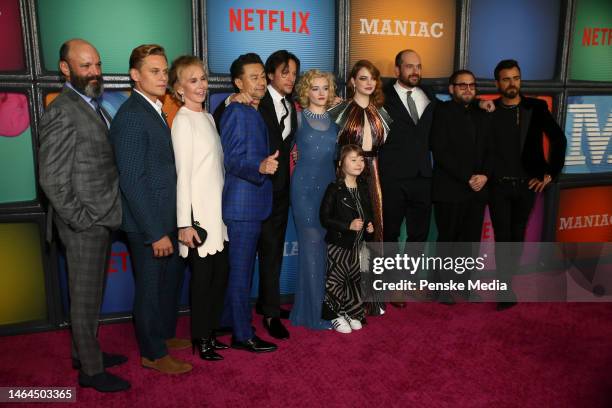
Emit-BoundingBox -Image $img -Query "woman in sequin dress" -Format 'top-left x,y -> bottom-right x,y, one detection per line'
289,70 -> 338,330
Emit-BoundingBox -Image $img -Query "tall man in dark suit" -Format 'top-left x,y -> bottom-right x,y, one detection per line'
379,50 -> 436,308
431,69 -> 491,242
109,45 -> 191,374
219,53 -> 279,353
38,39 -> 129,392
214,50 -> 299,339
489,59 -> 566,310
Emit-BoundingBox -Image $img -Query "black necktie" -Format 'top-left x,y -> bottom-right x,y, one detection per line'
406,91 -> 419,125
91,99 -> 108,129
279,98 -> 289,136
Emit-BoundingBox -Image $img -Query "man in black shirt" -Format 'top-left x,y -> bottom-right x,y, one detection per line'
431,69 -> 491,242
489,59 -> 566,309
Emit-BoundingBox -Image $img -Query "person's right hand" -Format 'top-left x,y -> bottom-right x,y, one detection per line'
152,235 -> 174,257
259,150 -> 279,174
230,92 -> 255,106
349,218 -> 364,231
179,227 -> 201,249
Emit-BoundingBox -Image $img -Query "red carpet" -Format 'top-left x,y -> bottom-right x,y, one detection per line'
1,303 -> 611,407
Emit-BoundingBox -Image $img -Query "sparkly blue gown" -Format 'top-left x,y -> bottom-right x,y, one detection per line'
290,109 -> 338,330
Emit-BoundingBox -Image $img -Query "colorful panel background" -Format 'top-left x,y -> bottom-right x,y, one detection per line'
0,93 -> 37,204
36,0 -> 192,74
556,185 -> 612,242
468,0 -> 561,80
349,0 -> 456,78
563,95 -> 612,174
569,0 -> 612,82
0,223 -> 47,325
206,0 -> 336,74
0,0 -> 26,71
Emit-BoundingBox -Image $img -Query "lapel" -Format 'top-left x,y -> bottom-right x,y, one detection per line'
519,101 -> 532,154
132,91 -> 169,131
63,86 -> 108,131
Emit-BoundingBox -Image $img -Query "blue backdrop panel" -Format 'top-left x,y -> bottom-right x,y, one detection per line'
564,94 -> 612,174
206,0 -> 336,74
468,0 -> 561,80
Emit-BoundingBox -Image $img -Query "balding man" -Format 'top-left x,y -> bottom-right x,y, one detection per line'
38,39 -> 129,392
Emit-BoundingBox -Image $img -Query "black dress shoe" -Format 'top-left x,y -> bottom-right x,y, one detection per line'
78,371 -> 130,393
211,334 -> 230,350
263,317 -> 290,340
231,335 -> 277,353
255,305 -> 291,320
390,301 -> 406,309
192,338 -> 223,361
72,352 -> 128,370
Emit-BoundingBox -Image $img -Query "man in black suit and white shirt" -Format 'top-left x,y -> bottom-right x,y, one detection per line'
214,50 -> 299,339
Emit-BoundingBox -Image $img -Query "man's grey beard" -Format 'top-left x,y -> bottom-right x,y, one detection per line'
84,80 -> 104,99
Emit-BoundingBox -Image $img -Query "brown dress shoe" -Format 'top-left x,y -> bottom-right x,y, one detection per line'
165,337 -> 191,350
141,355 -> 192,374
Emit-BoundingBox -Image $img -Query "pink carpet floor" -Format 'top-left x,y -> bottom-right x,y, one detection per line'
1,303 -> 611,407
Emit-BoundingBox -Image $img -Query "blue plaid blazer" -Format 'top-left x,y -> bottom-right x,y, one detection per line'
220,103 -> 272,222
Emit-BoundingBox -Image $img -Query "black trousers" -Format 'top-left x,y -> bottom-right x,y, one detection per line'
488,180 -> 536,299
382,176 -> 432,243
488,181 -> 536,242
189,245 -> 229,339
257,187 -> 290,318
434,196 -> 486,242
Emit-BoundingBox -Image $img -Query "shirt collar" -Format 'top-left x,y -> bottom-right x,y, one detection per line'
133,88 -> 164,115
65,82 -> 95,105
394,80 -> 421,95
267,84 -> 286,102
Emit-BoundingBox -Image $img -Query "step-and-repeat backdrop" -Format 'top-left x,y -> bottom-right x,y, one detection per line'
1,0 -> 611,332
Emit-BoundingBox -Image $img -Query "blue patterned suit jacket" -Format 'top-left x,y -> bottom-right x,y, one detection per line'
109,91 -> 177,244
220,103 -> 272,222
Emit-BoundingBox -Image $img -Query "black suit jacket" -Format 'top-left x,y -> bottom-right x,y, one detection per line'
430,100 -> 492,203
213,90 -> 297,191
491,96 -> 567,180
379,84 -> 437,184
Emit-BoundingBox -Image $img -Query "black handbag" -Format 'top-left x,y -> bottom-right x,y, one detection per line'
191,209 -> 208,247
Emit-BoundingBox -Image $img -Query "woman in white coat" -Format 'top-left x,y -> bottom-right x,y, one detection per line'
169,56 -> 229,361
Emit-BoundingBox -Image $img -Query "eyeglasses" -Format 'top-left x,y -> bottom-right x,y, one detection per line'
453,82 -> 477,90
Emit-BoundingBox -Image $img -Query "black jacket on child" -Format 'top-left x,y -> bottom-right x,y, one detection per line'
319,178 -> 374,249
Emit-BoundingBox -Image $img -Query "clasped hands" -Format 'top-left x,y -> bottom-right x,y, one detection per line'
350,218 -> 374,234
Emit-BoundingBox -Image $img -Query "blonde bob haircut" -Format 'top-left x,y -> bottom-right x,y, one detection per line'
168,55 -> 207,103
295,69 -> 336,109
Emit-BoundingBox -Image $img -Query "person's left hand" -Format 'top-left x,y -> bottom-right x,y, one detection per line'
366,222 -> 374,234
479,99 -> 495,112
528,174 -> 552,193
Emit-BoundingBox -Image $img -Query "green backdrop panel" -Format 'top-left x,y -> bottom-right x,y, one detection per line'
0,126 -> 36,204
569,0 -> 612,81
37,0 -> 193,74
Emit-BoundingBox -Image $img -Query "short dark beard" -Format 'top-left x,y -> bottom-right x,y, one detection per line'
398,73 -> 420,88
501,87 -> 519,99
69,66 -> 104,99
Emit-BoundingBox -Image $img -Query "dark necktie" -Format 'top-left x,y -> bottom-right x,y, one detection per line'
406,90 -> 419,125
279,97 -> 289,136
91,99 -> 108,129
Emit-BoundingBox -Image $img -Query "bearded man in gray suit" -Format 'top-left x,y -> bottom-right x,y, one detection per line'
38,39 -> 129,393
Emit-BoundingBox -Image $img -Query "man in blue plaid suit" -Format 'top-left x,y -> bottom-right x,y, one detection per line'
220,53 -> 279,353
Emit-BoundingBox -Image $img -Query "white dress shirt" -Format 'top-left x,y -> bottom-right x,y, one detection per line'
267,84 -> 292,139
133,88 -> 165,121
393,81 -> 430,119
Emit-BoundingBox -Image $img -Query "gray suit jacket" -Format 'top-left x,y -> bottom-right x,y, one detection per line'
38,86 -> 121,232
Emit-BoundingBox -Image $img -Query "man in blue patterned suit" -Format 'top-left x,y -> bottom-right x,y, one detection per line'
220,53 -> 279,353
109,45 -> 191,374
